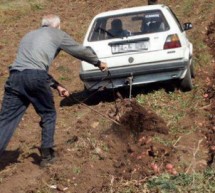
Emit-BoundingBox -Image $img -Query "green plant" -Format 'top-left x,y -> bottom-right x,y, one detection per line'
72,166 -> 81,175
181,0 -> 196,16
28,0 -> 45,10
147,169 -> 215,193
153,135 -> 172,146
59,76 -> 71,81
101,143 -> 109,152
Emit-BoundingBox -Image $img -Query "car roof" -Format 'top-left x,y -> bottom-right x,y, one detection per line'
94,4 -> 168,18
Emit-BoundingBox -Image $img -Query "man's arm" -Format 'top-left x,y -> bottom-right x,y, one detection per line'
48,74 -> 61,89
59,32 -> 107,71
48,74 -> 69,97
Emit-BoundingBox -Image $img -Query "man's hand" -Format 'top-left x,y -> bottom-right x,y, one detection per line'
56,85 -> 70,97
98,62 -> 108,72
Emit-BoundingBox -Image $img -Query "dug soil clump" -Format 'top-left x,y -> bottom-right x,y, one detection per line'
105,99 -> 172,180
110,99 -> 168,135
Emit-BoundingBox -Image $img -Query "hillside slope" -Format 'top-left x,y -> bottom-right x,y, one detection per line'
0,0 -> 215,192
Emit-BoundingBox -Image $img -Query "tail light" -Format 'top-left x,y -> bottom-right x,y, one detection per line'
163,34 -> 181,49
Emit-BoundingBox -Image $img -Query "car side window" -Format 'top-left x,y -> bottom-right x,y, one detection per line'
88,18 -> 108,41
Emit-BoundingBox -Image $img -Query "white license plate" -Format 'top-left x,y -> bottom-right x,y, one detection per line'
111,41 -> 149,54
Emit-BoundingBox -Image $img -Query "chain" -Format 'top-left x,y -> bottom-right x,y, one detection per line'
68,70 -> 121,125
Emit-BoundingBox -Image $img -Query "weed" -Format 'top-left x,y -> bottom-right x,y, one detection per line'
56,66 -> 71,73
198,1 -> 215,19
28,0 -> 45,9
0,0 -> 46,24
120,188 -> 134,193
56,65 -> 72,81
59,76 -> 71,81
101,143 -> 109,152
91,154 -> 99,161
110,179 -> 151,193
30,3 -> 44,11
181,0 -> 196,16
36,189 -> 52,193
147,169 -> 215,193
153,135 -> 172,146
72,166 -> 81,175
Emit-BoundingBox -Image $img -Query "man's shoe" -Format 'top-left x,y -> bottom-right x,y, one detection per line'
39,147 -> 56,167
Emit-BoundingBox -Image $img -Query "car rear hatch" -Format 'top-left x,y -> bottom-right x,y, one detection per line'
81,7 -> 186,71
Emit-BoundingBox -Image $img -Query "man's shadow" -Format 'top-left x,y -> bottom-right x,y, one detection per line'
0,149 -> 42,169
0,149 -> 20,170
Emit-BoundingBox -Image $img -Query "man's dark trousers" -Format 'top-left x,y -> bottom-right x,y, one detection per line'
0,69 -> 56,155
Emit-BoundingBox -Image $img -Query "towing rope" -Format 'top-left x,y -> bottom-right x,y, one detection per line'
68,70 -> 121,125
70,96 -> 121,125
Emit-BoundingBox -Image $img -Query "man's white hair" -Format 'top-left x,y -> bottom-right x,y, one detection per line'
41,14 -> 61,29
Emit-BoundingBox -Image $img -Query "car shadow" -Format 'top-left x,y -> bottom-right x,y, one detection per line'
60,81 -> 177,107
0,149 -> 21,170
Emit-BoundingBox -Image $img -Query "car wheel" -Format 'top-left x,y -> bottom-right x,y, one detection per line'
179,67 -> 193,92
190,62 -> 195,78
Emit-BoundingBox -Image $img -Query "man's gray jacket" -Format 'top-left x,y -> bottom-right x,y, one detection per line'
10,26 -> 100,72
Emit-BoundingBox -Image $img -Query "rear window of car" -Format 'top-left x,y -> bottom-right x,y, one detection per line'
88,10 -> 170,42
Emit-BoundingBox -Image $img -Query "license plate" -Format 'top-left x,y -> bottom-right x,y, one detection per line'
111,41 -> 149,54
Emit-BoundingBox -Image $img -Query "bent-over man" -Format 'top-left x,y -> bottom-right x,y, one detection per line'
0,14 -> 107,167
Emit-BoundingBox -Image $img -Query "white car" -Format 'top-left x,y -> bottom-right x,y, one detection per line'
80,4 -> 193,92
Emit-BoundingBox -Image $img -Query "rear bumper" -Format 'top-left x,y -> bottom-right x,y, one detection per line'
79,58 -> 189,90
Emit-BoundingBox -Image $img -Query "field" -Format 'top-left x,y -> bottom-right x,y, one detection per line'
0,0 -> 215,193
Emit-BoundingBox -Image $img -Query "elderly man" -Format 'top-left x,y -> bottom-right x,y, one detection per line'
0,14 -> 107,167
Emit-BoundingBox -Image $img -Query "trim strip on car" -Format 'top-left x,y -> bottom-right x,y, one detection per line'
80,59 -> 188,81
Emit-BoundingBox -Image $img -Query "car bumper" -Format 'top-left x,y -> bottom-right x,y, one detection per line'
80,58 -> 189,90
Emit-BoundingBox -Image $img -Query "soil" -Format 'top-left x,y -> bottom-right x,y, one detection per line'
204,16 -> 215,165
0,0 -> 215,193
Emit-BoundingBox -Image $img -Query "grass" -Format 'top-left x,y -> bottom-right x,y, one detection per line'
109,178 -> 151,193
56,65 -> 73,81
0,0 -> 46,23
147,169 -> 215,193
153,135 -> 173,146
136,88 -> 200,133
29,0 -> 45,11
0,0 -> 45,10
135,71 -> 211,191
72,166 -> 81,174
181,0 -> 196,16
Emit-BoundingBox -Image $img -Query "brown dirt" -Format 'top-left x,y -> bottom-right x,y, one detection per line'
0,0 -> 215,193
204,16 -> 215,165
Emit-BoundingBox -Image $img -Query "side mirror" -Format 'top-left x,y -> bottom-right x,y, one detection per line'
183,22 -> 192,31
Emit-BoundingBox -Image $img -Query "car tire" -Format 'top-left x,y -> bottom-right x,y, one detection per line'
179,67 -> 193,92
190,62 -> 195,78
